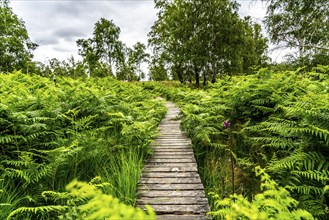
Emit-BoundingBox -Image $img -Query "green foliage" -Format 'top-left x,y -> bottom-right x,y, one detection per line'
0,71 -> 166,219
209,166 -> 314,220
59,179 -> 156,220
148,0 -> 269,84
0,0 -> 38,73
264,0 -> 329,65
7,178 -> 155,220
76,18 -> 148,80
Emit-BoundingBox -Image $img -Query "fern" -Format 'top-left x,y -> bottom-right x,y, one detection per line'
209,166 -> 314,220
7,205 -> 68,220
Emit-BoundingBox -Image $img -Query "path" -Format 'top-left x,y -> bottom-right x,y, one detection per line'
137,101 -> 210,220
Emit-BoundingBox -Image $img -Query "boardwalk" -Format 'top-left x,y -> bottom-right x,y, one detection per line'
137,102 -> 210,220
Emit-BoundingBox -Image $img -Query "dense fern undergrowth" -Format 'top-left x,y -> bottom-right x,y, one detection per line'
143,66 -> 329,219
0,72 -> 164,219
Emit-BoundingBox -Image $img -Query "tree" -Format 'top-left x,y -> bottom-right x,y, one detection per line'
0,0 -> 38,73
263,0 -> 329,64
129,42 -> 149,80
115,42 -> 149,81
148,0 -> 269,85
77,18 -> 122,77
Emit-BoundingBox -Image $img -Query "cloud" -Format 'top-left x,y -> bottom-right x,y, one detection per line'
238,1 -> 267,23
11,0 -> 157,62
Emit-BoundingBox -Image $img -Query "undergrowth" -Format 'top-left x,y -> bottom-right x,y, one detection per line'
0,72 -> 165,219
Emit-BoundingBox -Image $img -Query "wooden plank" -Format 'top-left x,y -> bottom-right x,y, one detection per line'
153,149 -> 192,152
153,149 -> 194,153
155,141 -> 192,145
152,152 -> 193,156
153,143 -> 192,146
145,163 -> 197,167
155,140 -> 191,143
156,214 -> 209,220
156,136 -> 187,139
142,172 -> 199,178
152,145 -> 192,149
155,139 -> 189,142
139,177 -> 201,184
138,190 -> 206,198
139,204 -> 209,214
143,166 -> 198,172
155,134 -> 185,136
153,152 -> 194,155
148,158 -> 195,163
152,155 -> 194,159
138,183 -> 205,191
137,197 -> 209,205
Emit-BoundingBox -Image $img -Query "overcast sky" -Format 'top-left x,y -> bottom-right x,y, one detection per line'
10,0 -> 287,64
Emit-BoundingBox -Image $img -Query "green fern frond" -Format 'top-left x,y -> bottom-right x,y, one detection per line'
0,135 -> 24,144
268,150 -> 306,171
291,170 -> 329,183
250,136 -> 295,149
286,185 -> 324,196
7,205 -> 68,220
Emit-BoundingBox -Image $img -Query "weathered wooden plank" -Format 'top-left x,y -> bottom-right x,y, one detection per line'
143,166 -> 198,172
155,140 -> 191,143
138,183 -> 205,191
152,149 -> 194,153
148,158 -> 195,163
153,143 -> 192,146
160,122 -> 180,124
152,149 -> 193,152
155,142 -> 192,145
153,151 -> 194,156
142,172 -> 199,178
153,152 -> 194,155
137,197 -> 209,205
139,204 -> 209,214
157,136 -> 187,138
153,147 -> 193,151
152,155 -> 194,159
152,145 -> 192,149
155,139 -> 189,142
138,190 -> 206,198
157,134 -> 187,137
140,177 -> 201,184
156,214 -> 209,220
145,162 -> 197,167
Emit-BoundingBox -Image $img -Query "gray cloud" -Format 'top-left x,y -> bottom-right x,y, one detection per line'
54,27 -> 87,42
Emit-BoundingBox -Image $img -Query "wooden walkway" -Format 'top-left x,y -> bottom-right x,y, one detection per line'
137,102 -> 210,220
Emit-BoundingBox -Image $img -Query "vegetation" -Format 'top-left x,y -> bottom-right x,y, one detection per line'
263,0 -> 329,66
0,72 -> 165,219
0,0 -> 38,73
143,66 -> 329,219
148,0 -> 268,84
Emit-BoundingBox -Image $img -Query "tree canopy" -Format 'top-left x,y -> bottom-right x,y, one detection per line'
76,18 -> 148,80
264,0 -> 329,65
148,0 -> 269,85
0,0 -> 38,73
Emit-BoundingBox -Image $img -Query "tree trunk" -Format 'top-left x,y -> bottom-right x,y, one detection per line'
177,63 -> 184,83
211,68 -> 216,83
194,65 -> 200,87
203,72 -> 207,86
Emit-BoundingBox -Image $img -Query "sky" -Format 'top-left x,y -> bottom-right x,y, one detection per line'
10,0 -> 288,64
